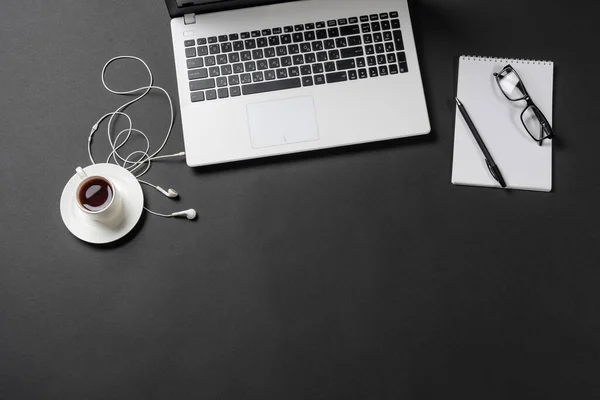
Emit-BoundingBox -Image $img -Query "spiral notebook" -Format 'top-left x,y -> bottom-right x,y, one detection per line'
452,56 -> 554,192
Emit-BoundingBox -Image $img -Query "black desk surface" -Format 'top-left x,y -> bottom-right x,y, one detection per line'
1,1 -> 599,398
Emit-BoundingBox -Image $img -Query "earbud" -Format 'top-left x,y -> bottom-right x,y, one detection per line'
156,186 -> 179,198
171,209 -> 197,220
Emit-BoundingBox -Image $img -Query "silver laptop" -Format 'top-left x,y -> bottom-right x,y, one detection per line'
167,0 -> 430,167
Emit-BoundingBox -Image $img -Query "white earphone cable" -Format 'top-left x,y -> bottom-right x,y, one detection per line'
88,56 -> 191,219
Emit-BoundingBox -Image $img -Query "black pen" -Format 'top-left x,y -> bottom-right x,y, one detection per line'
455,97 -> 507,188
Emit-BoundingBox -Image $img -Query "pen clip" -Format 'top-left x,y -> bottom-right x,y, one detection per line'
485,159 -> 498,181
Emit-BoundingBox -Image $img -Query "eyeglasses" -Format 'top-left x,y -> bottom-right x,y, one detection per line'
493,64 -> 555,145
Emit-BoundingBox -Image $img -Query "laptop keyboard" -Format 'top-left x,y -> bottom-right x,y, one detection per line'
184,12 -> 408,102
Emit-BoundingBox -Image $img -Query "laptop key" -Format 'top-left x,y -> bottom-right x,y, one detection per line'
221,65 -> 233,75
252,49 -> 264,59
380,12 -> 389,19
245,39 -> 257,49
316,29 -> 327,40
273,27 -> 283,34
262,29 -> 272,36
269,36 -> 280,46
242,77 -> 301,95
300,43 -> 311,53
240,73 -> 252,84
277,46 -> 288,56
284,26 -> 293,33
367,56 -> 376,66
184,40 -> 195,47
216,77 -> 227,87
377,55 -> 386,65
387,53 -> 397,63
251,30 -> 261,37
382,21 -> 391,30
245,61 -> 256,72
328,50 -> 340,60
390,11 -> 399,18
188,68 -> 208,80
187,58 -> 204,69
233,63 -> 244,73
208,37 -> 218,44
341,46 -> 364,58
252,72 -> 264,82
348,35 -> 362,46
281,56 -> 292,67
360,15 -> 369,22
397,52 -> 407,62
356,57 -> 366,67
241,51 -> 252,61
398,62 -> 409,73
269,58 -> 280,69
349,17 -> 358,24
314,74 -> 325,85
265,70 -> 276,80
312,41 -> 324,51
335,38 -> 347,48
230,86 -> 241,97
393,30 -> 405,51
372,22 -> 381,32
205,56 -> 216,66
358,68 -> 368,79
383,31 -> 393,42
304,31 -> 315,41
189,78 -> 215,91
389,64 -> 399,74
302,76 -> 314,86
369,67 -> 379,77
229,33 -> 239,41
312,63 -> 324,73
379,65 -> 388,76
374,33 -> 383,43
385,43 -> 394,53
328,28 -> 340,37
228,53 -> 240,63
293,33 -> 303,43
218,35 -> 228,42
217,88 -> 229,98
288,66 -> 300,77
233,41 -> 244,51
324,40 -> 335,50
257,38 -> 268,48
316,51 -> 328,61
209,67 -> 220,77
185,48 -> 197,58
324,62 -> 335,72
336,59 -> 356,70
340,25 -> 360,36
348,70 -> 358,80
294,24 -> 304,31
293,55 -> 304,65
217,55 -> 228,65
241,32 -> 250,39
370,14 -> 379,21
288,44 -> 300,54
365,45 -> 374,55
197,38 -> 207,45
300,65 -> 311,75
198,46 -> 208,56
326,71 -> 348,83
338,18 -> 348,26
276,68 -> 288,79
222,43 -> 233,53
391,19 -> 401,29
304,53 -> 316,64
190,91 -> 205,102
257,60 -> 268,70
228,75 -> 240,85
327,20 -> 337,27
361,23 -> 371,33
281,34 -> 292,44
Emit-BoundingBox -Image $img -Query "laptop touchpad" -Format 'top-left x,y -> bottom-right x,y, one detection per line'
247,96 -> 320,149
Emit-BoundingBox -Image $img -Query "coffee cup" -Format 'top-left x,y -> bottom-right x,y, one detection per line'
75,167 -> 124,225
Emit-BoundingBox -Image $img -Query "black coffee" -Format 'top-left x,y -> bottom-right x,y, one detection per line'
78,178 -> 113,212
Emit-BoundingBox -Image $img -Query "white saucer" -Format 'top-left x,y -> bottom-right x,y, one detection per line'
60,163 -> 144,244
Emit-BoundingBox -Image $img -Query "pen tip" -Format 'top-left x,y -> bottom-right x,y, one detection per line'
455,97 -> 461,106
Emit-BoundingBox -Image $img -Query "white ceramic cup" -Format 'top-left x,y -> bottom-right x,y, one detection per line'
75,167 -> 124,226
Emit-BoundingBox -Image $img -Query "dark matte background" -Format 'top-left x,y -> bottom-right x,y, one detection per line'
1,0 -> 599,399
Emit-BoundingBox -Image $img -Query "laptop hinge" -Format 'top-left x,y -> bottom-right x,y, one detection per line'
184,13 -> 196,25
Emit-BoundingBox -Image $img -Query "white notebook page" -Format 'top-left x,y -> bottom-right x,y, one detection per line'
452,56 -> 554,192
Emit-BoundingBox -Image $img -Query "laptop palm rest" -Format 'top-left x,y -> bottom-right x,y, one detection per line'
246,96 -> 320,149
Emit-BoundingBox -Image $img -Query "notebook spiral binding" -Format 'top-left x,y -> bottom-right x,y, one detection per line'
460,55 -> 553,66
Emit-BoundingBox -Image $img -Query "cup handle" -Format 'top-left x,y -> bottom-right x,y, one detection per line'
76,167 -> 87,180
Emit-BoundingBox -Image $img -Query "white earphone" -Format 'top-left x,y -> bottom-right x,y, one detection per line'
87,56 -> 196,220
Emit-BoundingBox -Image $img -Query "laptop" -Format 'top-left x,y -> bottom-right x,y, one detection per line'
166,0 -> 430,167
